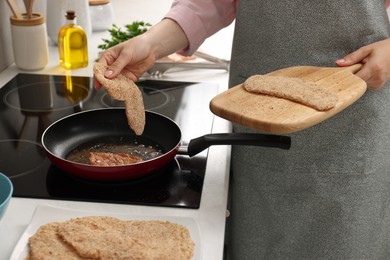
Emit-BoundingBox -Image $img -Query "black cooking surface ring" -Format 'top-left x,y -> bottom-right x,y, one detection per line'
46,160 -> 180,205
4,82 -> 90,113
100,87 -> 172,111
0,139 -> 46,178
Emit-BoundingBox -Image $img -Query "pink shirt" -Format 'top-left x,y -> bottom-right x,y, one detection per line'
165,0 -> 390,55
164,0 -> 237,55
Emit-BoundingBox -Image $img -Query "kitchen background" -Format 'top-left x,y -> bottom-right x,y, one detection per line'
1,0 -> 389,74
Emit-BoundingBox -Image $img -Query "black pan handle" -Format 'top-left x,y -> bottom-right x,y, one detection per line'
181,133 -> 291,157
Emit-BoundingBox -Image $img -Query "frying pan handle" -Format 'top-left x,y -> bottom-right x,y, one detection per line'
184,133 -> 291,157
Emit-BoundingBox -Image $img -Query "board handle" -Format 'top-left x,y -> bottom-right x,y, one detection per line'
340,63 -> 363,74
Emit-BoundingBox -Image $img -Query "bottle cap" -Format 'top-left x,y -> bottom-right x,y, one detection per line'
65,10 -> 76,20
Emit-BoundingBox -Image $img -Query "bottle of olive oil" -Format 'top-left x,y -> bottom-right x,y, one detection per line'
58,10 -> 88,69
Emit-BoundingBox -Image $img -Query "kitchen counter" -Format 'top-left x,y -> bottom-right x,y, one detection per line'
0,0 -> 234,259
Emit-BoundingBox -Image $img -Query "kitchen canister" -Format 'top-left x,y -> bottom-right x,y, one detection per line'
89,0 -> 115,31
46,0 -> 92,45
10,13 -> 49,71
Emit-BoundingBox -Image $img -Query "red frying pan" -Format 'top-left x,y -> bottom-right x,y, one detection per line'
41,108 -> 291,181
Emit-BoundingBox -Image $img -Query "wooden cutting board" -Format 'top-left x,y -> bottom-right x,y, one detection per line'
210,64 -> 367,134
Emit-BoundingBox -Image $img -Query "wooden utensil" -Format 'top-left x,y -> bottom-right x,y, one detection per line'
23,0 -> 34,19
7,0 -> 22,19
210,64 -> 367,134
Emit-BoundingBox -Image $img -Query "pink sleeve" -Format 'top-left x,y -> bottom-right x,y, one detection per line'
164,0 -> 237,55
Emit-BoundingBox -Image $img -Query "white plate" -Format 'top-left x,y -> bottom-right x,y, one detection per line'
10,204 -> 201,260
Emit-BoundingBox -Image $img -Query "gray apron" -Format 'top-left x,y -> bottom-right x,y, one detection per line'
227,1 -> 390,259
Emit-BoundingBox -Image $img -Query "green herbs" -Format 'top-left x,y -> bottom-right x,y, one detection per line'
97,21 -> 152,50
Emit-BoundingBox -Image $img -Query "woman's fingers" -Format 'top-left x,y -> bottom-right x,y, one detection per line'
336,39 -> 390,90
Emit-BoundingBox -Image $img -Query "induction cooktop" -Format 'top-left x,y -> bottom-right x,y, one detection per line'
0,73 -> 219,209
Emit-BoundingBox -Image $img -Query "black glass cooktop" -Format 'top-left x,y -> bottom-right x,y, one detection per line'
0,73 -> 219,209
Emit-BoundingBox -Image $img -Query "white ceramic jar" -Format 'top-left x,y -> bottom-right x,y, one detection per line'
89,0 -> 115,32
10,13 -> 49,70
46,0 -> 92,45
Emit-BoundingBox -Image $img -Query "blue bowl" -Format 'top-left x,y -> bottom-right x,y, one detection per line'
0,172 -> 13,221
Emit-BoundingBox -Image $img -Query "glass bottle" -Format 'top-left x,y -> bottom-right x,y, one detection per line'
58,10 -> 88,69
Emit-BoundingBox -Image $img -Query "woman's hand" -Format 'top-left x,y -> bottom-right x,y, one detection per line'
94,19 -> 189,89
94,36 -> 156,89
336,38 -> 390,90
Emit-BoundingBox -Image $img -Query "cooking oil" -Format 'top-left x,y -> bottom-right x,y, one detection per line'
58,10 -> 88,69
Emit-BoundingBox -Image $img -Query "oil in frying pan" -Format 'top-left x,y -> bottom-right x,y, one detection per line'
66,136 -> 164,165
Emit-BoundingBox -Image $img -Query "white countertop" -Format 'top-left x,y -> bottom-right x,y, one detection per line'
0,0 -> 234,259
